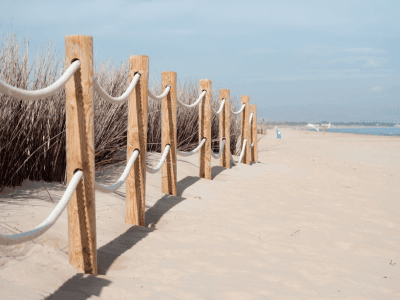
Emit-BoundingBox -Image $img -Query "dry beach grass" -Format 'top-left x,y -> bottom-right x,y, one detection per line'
0,31 -> 242,190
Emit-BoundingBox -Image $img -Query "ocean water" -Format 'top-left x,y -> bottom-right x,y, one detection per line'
324,127 -> 400,137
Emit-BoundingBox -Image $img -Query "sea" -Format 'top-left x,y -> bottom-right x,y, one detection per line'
319,127 -> 400,137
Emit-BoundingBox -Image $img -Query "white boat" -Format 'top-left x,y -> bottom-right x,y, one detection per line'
306,122 -> 331,131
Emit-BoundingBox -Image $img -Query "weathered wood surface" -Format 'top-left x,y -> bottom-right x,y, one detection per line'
161,72 -> 177,195
65,35 -> 97,274
126,55 -> 149,226
240,95 -> 251,165
250,104 -> 258,162
199,79 -> 212,179
219,89 -> 230,168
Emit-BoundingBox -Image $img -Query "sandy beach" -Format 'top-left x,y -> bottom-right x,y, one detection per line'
0,128 -> 399,299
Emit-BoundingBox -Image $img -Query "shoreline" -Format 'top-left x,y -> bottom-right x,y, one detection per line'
292,126 -> 400,138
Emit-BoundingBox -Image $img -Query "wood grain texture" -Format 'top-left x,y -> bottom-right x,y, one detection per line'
65,35 -> 97,275
126,55 -> 148,226
250,104 -> 258,162
161,72 -> 177,195
199,79 -> 212,179
263,120 -> 267,135
219,89 -> 230,168
240,95 -> 251,165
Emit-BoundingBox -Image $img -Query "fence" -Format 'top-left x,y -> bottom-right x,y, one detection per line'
0,35 -> 259,275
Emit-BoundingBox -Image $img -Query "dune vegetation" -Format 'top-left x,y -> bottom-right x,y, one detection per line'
0,31 -> 242,190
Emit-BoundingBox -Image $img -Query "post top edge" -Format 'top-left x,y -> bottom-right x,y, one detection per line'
161,71 -> 177,75
65,35 -> 93,39
130,55 -> 149,59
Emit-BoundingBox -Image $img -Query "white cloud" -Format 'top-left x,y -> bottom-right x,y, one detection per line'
248,48 -> 277,55
343,47 -> 386,54
295,45 -> 386,58
10,0 -> 384,32
241,72 -> 389,82
294,44 -> 339,56
363,58 -> 379,67
371,86 -> 382,92
13,0 -> 197,25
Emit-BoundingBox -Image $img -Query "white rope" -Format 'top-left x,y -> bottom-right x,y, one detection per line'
249,112 -> 254,126
0,171 -> 83,246
230,139 -> 247,166
93,73 -> 141,104
249,114 -> 254,149
148,85 -> 171,101
212,99 -> 225,114
146,145 -> 170,174
94,150 -> 139,193
211,139 -> 226,159
230,103 -> 246,115
177,90 -> 206,108
177,138 -> 206,157
0,60 -> 81,101
230,152 -> 238,166
238,139 -> 247,163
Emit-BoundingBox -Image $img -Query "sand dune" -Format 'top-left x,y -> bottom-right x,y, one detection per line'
1,128 -> 399,299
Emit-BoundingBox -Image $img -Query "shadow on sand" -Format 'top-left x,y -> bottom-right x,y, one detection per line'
211,166 -> 225,179
44,175 -> 203,299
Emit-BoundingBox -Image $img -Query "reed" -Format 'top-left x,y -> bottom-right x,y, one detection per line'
0,31 -> 242,190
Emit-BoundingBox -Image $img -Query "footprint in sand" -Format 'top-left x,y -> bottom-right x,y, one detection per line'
330,241 -> 363,251
217,290 -> 272,300
296,267 -> 339,283
261,273 -> 286,283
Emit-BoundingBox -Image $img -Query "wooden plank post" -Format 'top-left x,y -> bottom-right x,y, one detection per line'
199,79 -> 212,179
241,95 -> 251,165
250,104 -> 258,163
161,72 -> 177,195
65,35 -> 96,274
219,89 -> 230,168
262,118 -> 266,135
126,55 -> 149,226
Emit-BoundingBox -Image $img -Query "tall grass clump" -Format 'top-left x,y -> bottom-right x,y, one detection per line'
0,31 -> 241,190
148,78 -> 242,153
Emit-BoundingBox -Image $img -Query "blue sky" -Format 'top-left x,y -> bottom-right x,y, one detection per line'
1,0 -> 399,123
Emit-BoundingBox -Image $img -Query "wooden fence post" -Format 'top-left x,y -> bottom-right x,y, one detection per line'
126,55 -> 149,226
161,72 -> 177,195
199,79 -> 212,179
241,95 -> 251,165
219,89 -> 230,168
262,118 -> 266,135
264,121 -> 267,135
65,35 -> 96,274
250,104 -> 258,163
